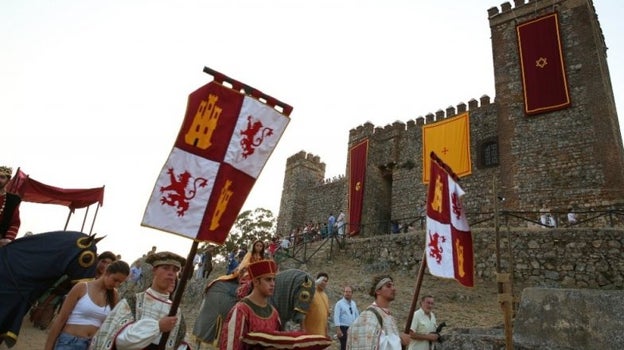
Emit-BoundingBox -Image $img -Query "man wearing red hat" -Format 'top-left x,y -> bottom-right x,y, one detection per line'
0,166 -> 21,247
219,259 -> 280,350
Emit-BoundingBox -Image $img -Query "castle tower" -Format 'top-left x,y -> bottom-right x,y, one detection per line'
276,151 -> 326,236
489,0 -> 624,209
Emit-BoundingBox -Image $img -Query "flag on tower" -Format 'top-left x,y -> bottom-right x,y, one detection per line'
141,69 -> 292,244
425,152 -> 474,287
422,112 -> 472,184
516,12 -> 571,115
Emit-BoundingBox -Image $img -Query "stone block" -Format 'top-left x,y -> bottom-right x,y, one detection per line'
514,287 -> 624,349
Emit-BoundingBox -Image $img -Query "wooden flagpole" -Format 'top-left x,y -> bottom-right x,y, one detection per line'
404,250 -> 428,336
157,240 -> 199,350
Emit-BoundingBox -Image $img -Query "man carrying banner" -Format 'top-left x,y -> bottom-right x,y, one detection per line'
89,251 -> 189,350
219,259 -> 280,350
346,275 -> 411,350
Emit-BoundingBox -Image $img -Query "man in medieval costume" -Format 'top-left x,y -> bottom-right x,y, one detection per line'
219,259 -> 280,350
346,275 -> 411,350
89,251 -> 190,350
0,166 -> 21,247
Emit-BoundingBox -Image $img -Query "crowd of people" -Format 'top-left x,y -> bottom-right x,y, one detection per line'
2,164 -> 448,350
29,249 -> 442,350
208,240 -> 445,350
9,235 -> 445,350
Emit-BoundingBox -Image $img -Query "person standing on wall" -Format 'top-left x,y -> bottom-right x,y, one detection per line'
328,213 -> 336,237
336,211 -> 346,237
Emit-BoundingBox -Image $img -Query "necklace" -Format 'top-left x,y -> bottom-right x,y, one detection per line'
372,302 -> 391,315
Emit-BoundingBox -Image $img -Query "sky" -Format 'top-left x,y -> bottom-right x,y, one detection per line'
2,0 -> 623,263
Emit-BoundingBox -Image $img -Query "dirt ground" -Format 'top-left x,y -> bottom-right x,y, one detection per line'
9,240 -> 514,350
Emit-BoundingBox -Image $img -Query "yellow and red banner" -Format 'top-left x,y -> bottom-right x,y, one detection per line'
422,112 -> 471,184
425,152 -> 474,287
142,72 -> 291,244
347,139 -> 368,236
517,12 -> 571,115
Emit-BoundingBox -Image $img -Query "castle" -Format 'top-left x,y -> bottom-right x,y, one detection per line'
277,0 -> 624,237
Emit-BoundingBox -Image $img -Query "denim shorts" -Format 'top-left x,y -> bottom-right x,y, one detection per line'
54,332 -> 91,350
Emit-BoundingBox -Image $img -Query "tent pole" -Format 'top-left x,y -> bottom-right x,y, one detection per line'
80,206 -> 90,232
64,209 -> 72,230
89,204 -> 100,235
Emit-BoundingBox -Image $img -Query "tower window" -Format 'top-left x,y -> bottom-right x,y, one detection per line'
480,139 -> 499,167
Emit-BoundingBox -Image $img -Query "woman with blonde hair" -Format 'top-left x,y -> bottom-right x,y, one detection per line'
44,260 -> 130,350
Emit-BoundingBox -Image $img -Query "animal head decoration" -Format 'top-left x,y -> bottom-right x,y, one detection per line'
75,233 -> 107,269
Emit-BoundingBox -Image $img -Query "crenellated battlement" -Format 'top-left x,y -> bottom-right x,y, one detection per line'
286,150 -> 324,167
488,0 -> 567,25
348,94 -> 493,141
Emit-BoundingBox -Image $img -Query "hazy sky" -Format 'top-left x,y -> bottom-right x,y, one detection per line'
2,0 -> 623,262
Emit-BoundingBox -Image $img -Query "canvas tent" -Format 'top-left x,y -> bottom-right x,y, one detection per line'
7,168 -> 105,233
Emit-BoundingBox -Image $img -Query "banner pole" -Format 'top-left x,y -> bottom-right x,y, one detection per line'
157,240 -> 199,350
404,250 -> 428,335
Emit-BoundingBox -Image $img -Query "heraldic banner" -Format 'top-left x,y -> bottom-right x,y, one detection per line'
422,112 -> 472,184
425,152 -> 474,287
142,69 -> 292,244
517,12 -> 571,115
348,139 -> 368,236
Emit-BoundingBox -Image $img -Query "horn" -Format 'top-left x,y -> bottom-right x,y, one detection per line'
93,235 -> 107,244
85,234 -> 96,245
302,275 -> 312,288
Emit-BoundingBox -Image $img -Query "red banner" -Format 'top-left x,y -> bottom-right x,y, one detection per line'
425,152 -> 474,287
517,12 -> 571,115
347,140 -> 368,237
142,74 -> 291,244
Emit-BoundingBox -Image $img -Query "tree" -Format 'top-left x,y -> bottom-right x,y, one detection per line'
213,208 -> 276,259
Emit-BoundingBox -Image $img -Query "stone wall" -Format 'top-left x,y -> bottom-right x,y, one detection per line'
512,287 -> 624,350
343,228 -> 624,289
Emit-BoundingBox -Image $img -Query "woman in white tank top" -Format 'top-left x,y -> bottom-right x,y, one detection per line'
45,260 -> 130,350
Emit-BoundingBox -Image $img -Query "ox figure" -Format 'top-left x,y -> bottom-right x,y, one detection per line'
0,231 -> 102,347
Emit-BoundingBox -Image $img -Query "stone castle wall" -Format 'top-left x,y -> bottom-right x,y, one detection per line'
277,0 -> 624,238
343,228 -> 624,290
